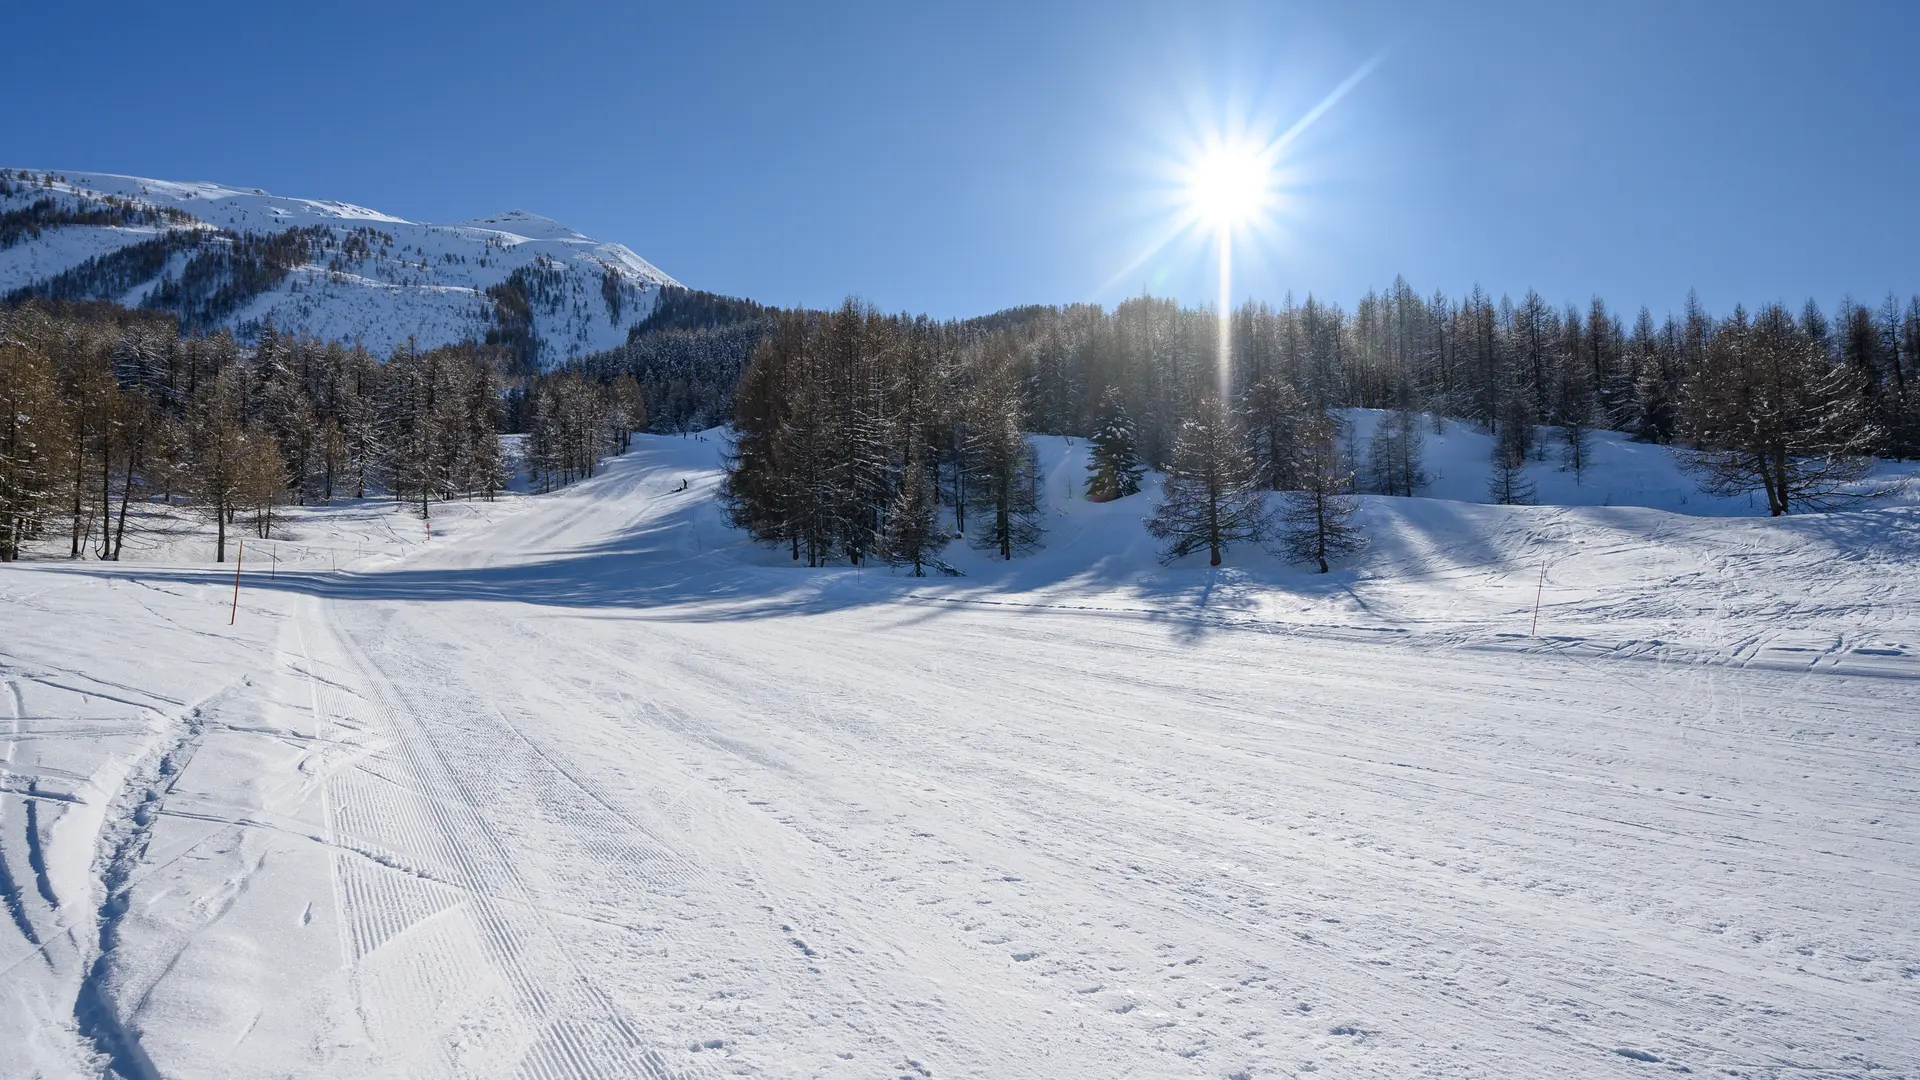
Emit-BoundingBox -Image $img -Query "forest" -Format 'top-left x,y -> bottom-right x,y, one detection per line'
0,301 -> 643,562
5,276 -> 1916,568
713,283 -> 1917,571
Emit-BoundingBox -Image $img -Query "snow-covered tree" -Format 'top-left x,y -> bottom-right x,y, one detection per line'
968,392 -> 1044,560
1552,347 -> 1595,482
1084,387 -> 1145,501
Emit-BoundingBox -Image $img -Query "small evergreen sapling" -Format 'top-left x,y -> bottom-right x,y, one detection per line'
1084,388 -> 1146,502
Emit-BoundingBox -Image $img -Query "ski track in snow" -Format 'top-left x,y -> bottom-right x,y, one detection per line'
2,431 -> 1918,1078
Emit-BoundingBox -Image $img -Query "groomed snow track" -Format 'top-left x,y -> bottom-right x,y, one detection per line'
3,430 -> 1917,1079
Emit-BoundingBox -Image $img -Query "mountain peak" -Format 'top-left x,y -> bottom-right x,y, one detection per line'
454,209 -> 585,240
1,167 -> 680,366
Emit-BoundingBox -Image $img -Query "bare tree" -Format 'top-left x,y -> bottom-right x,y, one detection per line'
1146,397 -> 1267,566
1276,411 -> 1364,572
1679,303 -> 1882,515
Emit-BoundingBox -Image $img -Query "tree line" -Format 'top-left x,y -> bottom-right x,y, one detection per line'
9,272 -> 1909,567
723,302 -> 1042,572
0,301 -> 644,562
719,283 -> 1916,574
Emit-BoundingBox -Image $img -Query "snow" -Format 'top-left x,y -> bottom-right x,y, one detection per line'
3,428 -> 1918,1079
1,169 -> 679,364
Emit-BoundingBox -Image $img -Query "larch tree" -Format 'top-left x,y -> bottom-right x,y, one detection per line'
1277,410 -> 1364,572
1679,302 -> 1881,515
1241,374 -> 1304,490
880,443 -> 946,575
1488,388 -> 1538,506
0,336 -> 71,562
1146,397 -> 1267,566
1366,407 -> 1427,497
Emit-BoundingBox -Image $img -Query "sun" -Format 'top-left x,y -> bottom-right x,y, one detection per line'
1183,140 -> 1273,232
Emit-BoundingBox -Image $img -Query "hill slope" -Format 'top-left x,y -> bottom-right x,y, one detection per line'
0,168 -> 678,365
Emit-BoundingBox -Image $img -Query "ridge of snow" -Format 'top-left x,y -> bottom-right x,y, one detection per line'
451,209 -> 586,240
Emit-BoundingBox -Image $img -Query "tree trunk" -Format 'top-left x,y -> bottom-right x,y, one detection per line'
98,435 -> 114,559
70,451 -> 85,559
112,438 -> 140,561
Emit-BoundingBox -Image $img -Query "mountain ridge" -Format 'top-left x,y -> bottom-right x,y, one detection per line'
0,167 -> 679,367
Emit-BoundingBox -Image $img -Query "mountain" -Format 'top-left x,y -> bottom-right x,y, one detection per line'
0,168 -> 679,367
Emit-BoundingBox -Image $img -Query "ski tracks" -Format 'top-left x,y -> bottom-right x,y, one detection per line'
298,594 -> 712,1080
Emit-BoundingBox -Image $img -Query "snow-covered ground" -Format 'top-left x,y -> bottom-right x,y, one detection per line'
4,428 -> 1918,1079
1,169 -> 677,363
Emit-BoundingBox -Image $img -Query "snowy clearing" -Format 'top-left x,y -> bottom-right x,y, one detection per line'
3,431 -> 1918,1079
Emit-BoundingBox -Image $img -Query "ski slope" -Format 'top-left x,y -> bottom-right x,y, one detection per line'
3,433 -> 1918,1079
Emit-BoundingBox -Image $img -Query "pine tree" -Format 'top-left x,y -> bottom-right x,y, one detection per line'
1084,387 -> 1145,501
1276,411 -> 1364,572
1145,397 -> 1267,566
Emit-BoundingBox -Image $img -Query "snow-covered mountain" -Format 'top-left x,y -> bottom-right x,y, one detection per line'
0,168 -> 679,365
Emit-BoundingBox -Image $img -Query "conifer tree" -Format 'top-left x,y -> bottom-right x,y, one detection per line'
1679,303 -> 1881,514
1366,407 -> 1426,496
1146,397 -> 1266,566
1277,411 -> 1364,572
1084,387 -> 1145,501
238,424 -> 288,539
189,367 -> 250,562
0,336 -> 70,562
1488,390 -> 1537,505
1242,374 -> 1304,489
968,395 -> 1043,560
880,446 -> 946,575
1629,308 -> 1681,443
1552,345 -> 1596,481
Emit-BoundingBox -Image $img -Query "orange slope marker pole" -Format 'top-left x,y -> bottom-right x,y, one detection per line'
1530,563 -> 1546,636
230,538 -> 244,625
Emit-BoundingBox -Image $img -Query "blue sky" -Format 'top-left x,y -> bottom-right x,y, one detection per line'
6,1 -> 1915,319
